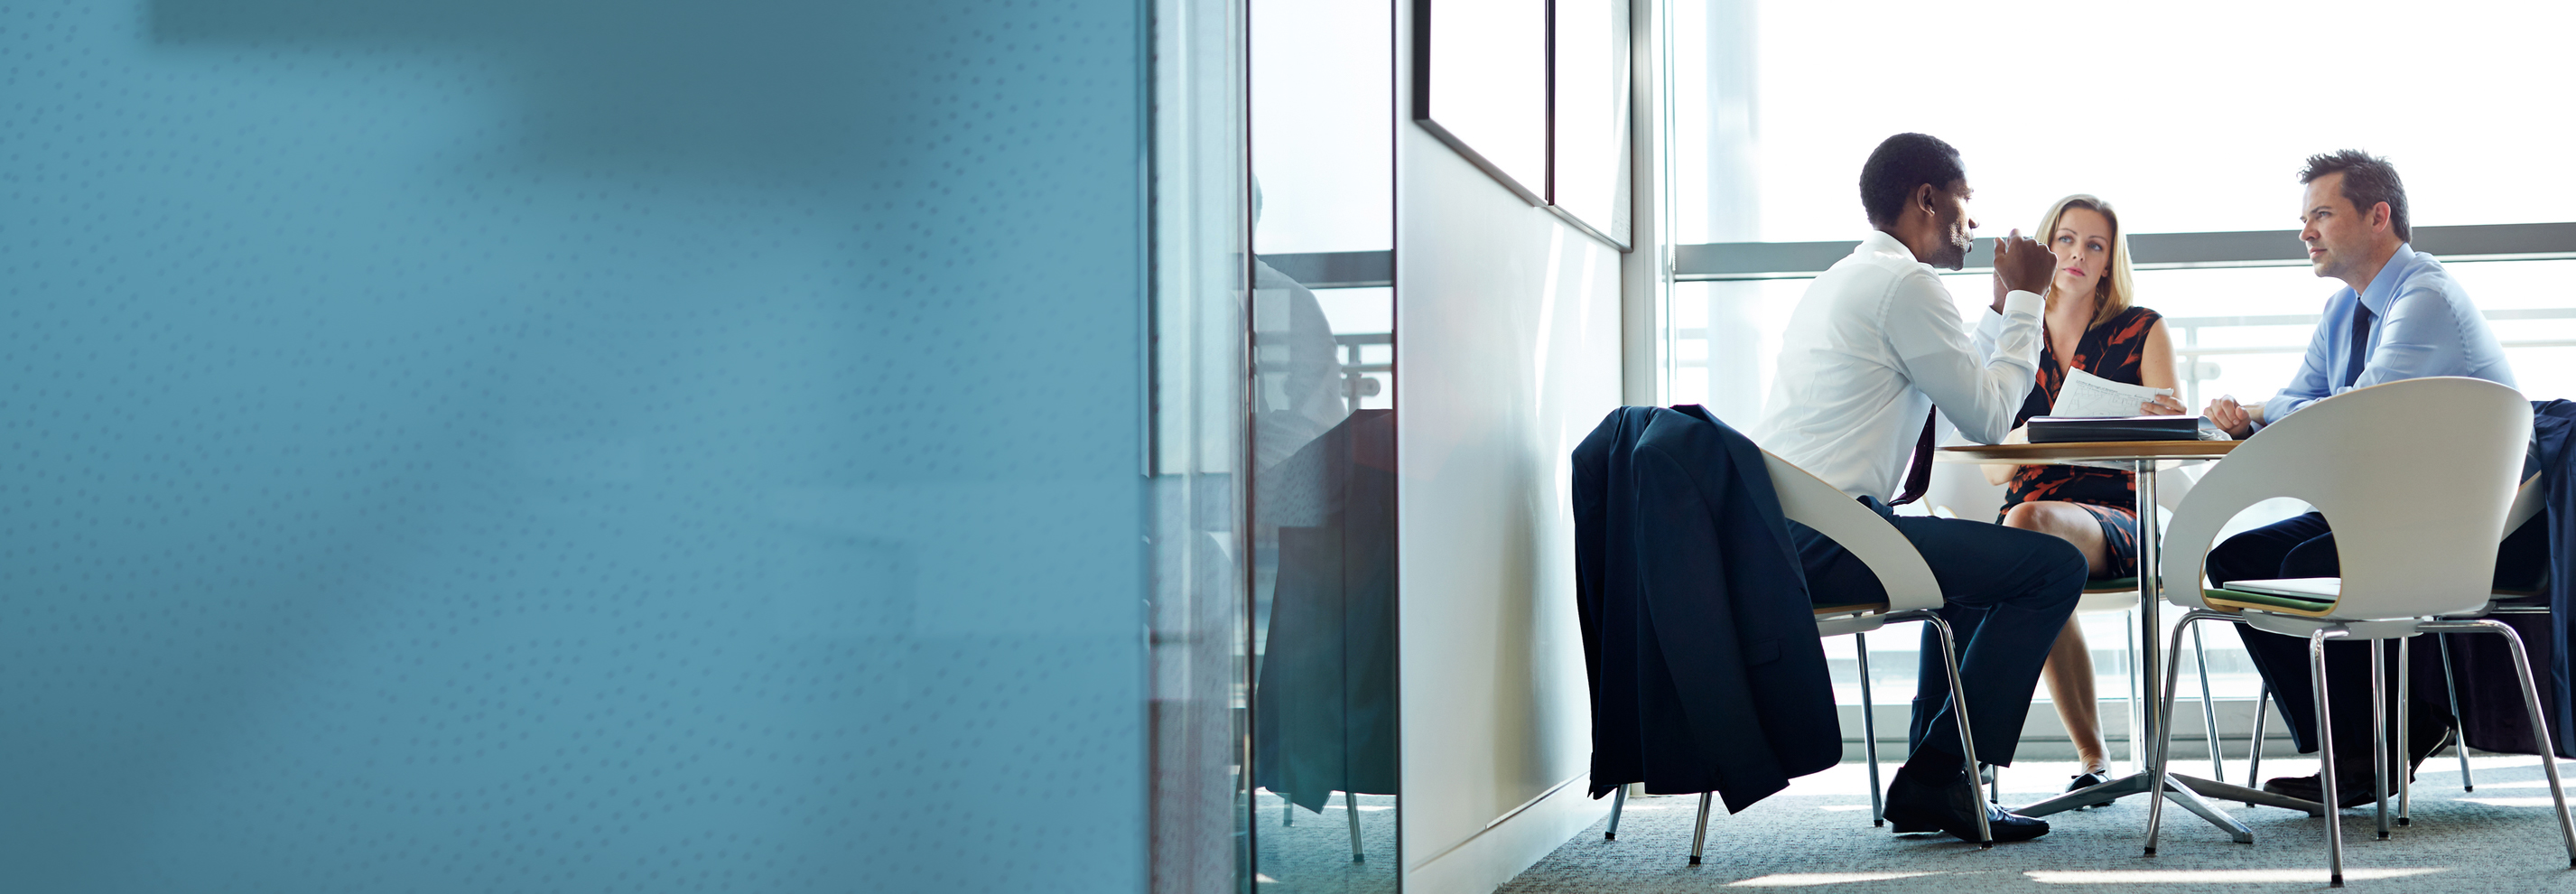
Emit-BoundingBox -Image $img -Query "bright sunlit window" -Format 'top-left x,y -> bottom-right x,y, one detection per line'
1671,0 -> 2576,245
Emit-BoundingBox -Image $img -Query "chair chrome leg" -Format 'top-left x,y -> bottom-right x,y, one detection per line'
2193,623 -> 2225,782
1926,615 -> 1991,847
2478,619 -> 2576,866
1347,789 -> 1364,861
2126,610 -> 2141,772
2440,633 -> 2475,792
2398,637 -> 2412,827
1858,631 -> 1884,827
2371,643 -> 2391,841
2143,611 -> 2201,856
2314,629 -> 2348,888
1986,763 -> 2000,805
2247,684 -> 2271,792
1605,786 -> 1626,841
1690,791 -> 1713,865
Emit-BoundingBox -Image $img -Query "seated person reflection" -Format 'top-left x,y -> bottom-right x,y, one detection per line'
1977,194 -> 2184,798
2197,150 -> 2534,806
1753,133 -> 2086,843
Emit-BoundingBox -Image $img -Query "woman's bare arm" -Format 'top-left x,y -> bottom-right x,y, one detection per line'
2138,320 -> 2186,414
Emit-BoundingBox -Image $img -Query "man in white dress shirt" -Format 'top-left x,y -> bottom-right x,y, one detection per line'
1753,133 -> 2087,843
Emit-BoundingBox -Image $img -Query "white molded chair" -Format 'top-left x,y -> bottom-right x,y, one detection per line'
2237,470 -> 2544,815
1727,451 -> 1995,856
1603,449 -> 1992,857
2142,377 -> 2575,886
1781,449 -> 1990,850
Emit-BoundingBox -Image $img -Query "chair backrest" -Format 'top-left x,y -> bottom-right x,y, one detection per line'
1761,450 -> 1942,612
2163,377 -> 2530,618
2506,470 -> 2545,535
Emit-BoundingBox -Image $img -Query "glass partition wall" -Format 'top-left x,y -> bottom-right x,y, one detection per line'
1248,0 -> 1399,889
1147,0 -> 1251,889
1662,0 -> 2576,764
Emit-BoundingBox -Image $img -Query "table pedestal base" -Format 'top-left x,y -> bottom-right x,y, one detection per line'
2013,771 -> 2325,845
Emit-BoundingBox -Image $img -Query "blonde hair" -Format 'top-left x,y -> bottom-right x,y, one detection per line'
2036,194 -> 2136,329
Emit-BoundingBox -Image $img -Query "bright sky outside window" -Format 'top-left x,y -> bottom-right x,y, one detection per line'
1677,0 -> 2576,246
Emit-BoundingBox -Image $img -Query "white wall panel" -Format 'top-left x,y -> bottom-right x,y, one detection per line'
1394,112 -> 1624,894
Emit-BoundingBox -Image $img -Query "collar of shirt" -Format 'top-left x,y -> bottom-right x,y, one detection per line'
2351,242 -> 2422,318
1859,229 -> 1916,265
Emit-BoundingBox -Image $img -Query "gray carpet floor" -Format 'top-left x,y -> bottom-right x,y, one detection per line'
1499,755 -> 2576,892
1256,789 -> 1400,894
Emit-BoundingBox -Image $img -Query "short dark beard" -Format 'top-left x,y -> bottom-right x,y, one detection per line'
1924,219 -> 1970,270
1914,202 -> 1970,269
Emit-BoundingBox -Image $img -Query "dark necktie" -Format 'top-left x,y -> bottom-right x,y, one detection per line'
2342,302 -> 2376,388
1890,408 -> 1938,506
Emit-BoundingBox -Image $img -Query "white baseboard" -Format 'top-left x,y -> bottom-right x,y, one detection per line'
1403,774 -> 1608,894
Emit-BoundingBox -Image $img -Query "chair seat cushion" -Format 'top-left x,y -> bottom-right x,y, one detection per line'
2083,576 -> 2140,594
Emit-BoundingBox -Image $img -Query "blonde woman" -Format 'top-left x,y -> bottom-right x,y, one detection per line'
1981,195 -> 2185,795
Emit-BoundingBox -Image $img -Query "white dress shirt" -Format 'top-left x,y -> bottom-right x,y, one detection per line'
1753,230 -> 2045,500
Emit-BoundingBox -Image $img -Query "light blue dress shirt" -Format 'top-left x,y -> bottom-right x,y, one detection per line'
2255,244 -> 2516,430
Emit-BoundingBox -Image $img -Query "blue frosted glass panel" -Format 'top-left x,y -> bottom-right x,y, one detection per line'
0,2 -> 1146,891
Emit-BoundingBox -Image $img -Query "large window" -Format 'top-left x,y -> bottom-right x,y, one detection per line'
1664,0 -> 2576,729
1671,0 -> 2576,247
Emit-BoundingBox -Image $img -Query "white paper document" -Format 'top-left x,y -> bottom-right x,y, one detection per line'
2051,367 -> 2173,417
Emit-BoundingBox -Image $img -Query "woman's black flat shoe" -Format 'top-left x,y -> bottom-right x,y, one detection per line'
2065,770 -> 2110,808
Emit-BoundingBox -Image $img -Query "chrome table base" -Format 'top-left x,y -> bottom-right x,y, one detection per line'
2013,769 -> 2323,846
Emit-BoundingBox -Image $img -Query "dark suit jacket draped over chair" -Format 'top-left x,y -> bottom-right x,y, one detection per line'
1573,405 -> 1841,813
1253,410 -> 1398,810
2411,400 -> 2572,758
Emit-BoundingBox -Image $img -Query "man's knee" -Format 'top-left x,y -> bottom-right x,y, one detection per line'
2206,532 -> 2262,585
2033,535 -> 2087,607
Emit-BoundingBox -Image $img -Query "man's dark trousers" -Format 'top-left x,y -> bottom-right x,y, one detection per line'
2218,511 -> 2551,761
1790,499 -> 2087,768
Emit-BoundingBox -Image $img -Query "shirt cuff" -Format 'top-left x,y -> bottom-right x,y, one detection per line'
2251,396 -> 2302,432
1999,290 -> 2043,319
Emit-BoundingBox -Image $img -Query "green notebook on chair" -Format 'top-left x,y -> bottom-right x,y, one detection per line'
2208,577 -> 2340,611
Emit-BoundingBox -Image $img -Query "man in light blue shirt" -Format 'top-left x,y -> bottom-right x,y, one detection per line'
2200,150 -> 2523,806
2206,155 -> 2515,435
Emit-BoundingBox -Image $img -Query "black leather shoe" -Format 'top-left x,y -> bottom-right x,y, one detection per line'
1883,772 -> 2050,843
2260,773 -> 2376,809
2263,722 -> 2457,809
2064,769 -> 2111,808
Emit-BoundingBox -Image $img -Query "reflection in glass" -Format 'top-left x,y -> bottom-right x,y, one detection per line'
1145,0 -> 1250,889
1416,0 -> 1547,201
1548,0 -> 1631,246
1251,0 -> 1397,886
1248,258 -> 1398,889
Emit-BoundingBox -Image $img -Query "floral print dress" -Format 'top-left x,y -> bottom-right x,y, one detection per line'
2000,305 -> 2162,578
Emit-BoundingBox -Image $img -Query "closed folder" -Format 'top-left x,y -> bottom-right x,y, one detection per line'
2026,415 -> 2220,443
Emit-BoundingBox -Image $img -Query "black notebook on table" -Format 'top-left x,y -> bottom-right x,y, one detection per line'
2026,415 -> 2226,442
